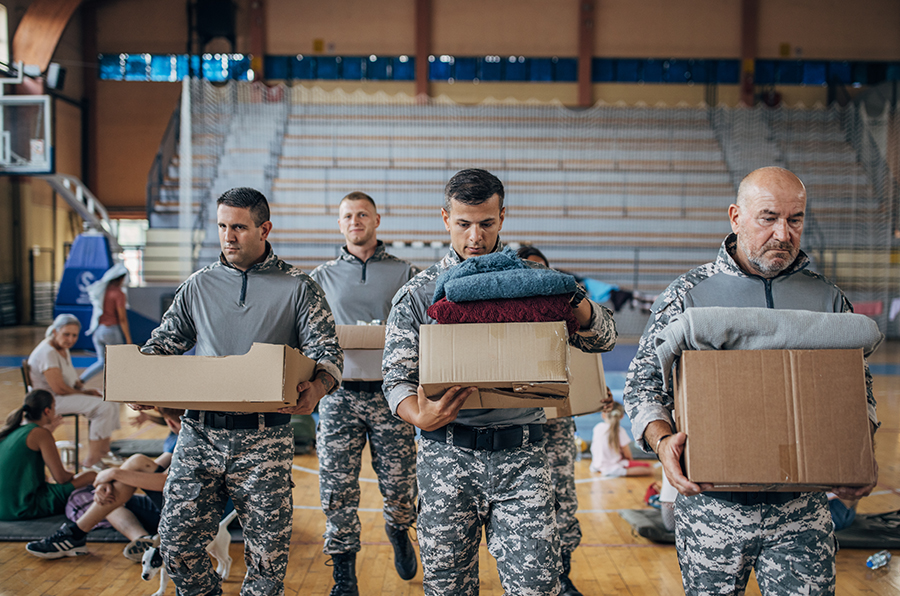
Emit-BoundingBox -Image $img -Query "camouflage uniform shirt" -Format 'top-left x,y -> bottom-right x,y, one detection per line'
383,242 -> 618,426
141,244 -> 343,397
624,233 -> 877,452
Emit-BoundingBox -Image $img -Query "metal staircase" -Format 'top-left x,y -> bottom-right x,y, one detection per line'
38,174 -> 122,252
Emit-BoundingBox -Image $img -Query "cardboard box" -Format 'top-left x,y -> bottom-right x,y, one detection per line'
674,349 -> 876,490
420,322 -> 570,409
336,325 -> 385,382
104,343 -> 316,412
546,349 -> 607,419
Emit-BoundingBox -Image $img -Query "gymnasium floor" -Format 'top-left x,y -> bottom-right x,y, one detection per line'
0,325 -> 897,595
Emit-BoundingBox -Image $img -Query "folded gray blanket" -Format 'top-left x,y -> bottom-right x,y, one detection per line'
433,247 -> 577,303
655,307 -> 884,390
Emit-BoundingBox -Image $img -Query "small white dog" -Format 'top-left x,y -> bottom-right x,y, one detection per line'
141,509 -> 239,596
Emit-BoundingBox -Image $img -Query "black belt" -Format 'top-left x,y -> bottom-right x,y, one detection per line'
185,410 -> 291,430
421,423 -> 544,451
341,380 -> 383,393
706,491 -> 803,505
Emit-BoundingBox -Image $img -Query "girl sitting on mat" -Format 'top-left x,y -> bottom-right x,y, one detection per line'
589,402 -> 652,477
0,389 -> 96,521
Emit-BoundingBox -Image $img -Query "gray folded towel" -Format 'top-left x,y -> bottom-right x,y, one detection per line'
654,307 -> 884,390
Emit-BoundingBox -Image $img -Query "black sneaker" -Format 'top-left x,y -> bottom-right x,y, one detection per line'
26,523 -> 88,559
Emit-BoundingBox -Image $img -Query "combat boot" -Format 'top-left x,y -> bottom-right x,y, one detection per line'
559,551 -> 584,596
329,552 -> 359,596
385,523 -> 418,580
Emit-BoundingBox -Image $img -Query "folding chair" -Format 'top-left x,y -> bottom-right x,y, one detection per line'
21,360 -> 80,472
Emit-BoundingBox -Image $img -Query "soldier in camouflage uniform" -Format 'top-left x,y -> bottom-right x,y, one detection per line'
310,192 -> 419,595
383,169 -> 617,596
518,245 -> 594,596
137,188 -> 343,596
623,167 -> 879,596
543,417 -> 583,595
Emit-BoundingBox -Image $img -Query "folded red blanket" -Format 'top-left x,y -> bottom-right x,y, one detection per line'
427,295 -> 579,336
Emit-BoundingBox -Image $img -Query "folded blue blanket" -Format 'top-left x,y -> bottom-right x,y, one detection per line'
442,269 -> 578,303
433,248 -> 525,303
432,247 -> 578,303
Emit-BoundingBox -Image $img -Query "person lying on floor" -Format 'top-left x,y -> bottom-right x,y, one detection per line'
0,390 -> 97,521
25,407 -> 184,560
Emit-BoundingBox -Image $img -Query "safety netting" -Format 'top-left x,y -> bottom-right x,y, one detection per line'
157,80 -> 898,336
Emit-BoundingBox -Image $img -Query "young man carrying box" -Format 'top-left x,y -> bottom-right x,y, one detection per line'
310,192 -> 420,595
624,167 -> 879,595
133,188 -> 343,596
382,169 -> 617,596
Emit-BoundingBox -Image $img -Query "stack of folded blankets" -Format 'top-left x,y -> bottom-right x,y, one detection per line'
427,247 -> 581,335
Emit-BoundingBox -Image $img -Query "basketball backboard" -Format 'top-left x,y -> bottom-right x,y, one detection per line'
0,94 -> 53,175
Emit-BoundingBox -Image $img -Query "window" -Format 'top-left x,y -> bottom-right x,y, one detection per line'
0,4 -> 8,70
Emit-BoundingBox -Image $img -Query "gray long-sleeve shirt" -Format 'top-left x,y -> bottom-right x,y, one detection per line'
382,243 -> 618,427
141,246 -> 343,409
310,241 -> 418,325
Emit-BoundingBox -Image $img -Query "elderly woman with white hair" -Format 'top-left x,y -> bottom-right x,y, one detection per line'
27,314 -> 121,469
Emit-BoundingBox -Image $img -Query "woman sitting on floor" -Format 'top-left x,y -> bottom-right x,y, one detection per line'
27,313 -> 121,469
0,389 -> 96,521
26,407 -> 184,561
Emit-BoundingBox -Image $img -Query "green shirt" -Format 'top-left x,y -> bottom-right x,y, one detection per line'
0,423 -> 73,521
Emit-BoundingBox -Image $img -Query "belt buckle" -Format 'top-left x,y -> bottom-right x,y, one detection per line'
211,412 -> 233,430
474,427 -> 493,450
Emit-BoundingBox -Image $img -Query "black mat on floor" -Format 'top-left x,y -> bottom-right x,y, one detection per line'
0,514 -> 244,542
110,439 -> 167,458
835,510 -> 900,549
619,508 -> 675,543
629,441 -> 659,460
0,514 -> 128,542
620,507 -> 900,549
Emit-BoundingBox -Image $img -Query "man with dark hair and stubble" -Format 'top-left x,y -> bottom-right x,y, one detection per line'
133,187 -> 343,596
310,191 -> 420,595
382,169 -> 617,596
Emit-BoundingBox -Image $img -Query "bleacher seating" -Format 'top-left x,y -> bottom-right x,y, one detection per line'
151,95 -> 891,313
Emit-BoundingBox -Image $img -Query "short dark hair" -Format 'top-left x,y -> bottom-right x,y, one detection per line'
517,245 -> 548,266
444,169 -> 505,212
340,191 -> 377,211
217,187 -> 270,227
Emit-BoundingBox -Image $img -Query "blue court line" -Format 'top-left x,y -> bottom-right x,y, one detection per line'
0,355 -> 98,368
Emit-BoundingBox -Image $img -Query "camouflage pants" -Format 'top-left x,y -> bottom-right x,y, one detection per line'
318,387 -> 416,554
544,417 -> 582,558
160,417 -> 294,596
417,433 -> 561,596
675,492 -> 835,596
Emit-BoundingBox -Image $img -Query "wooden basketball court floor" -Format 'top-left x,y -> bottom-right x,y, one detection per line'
0,324 -> 896,595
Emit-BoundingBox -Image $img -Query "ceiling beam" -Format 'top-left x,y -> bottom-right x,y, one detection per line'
12,0 -> 84,72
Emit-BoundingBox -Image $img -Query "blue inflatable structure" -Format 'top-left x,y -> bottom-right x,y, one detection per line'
53,233 -> 158,351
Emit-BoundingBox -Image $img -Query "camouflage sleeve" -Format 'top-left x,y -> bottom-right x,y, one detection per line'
140,279 -> 197,356
569,300 -> 617,353
382,290 -> 422,416
623,289 -> 686,452
840,293 -> 879,429
296,277 -> 343,389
